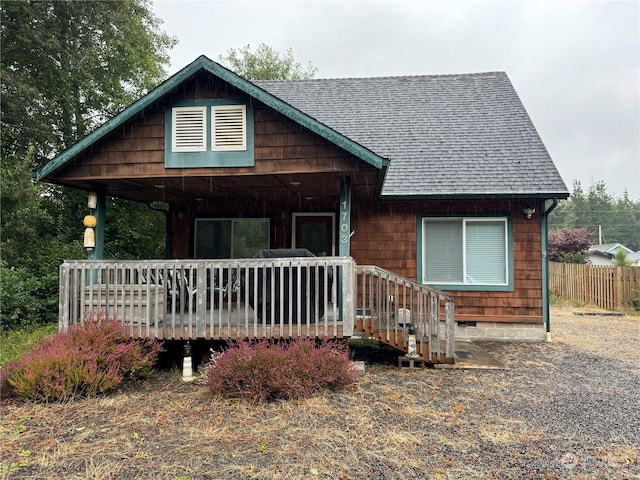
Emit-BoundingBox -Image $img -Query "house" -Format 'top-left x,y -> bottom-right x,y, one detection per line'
34,55 -> 569,361
587,244 -> 640,266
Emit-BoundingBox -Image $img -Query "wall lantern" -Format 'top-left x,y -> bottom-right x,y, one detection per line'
523,207 -> 536,219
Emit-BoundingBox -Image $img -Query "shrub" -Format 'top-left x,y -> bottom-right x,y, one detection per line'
2,311 -> 163,402
206,338 -> 357,402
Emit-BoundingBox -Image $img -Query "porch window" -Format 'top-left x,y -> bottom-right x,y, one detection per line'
421,217 -> 511,289
165,99 -> 254,168
194,218 -> 269,259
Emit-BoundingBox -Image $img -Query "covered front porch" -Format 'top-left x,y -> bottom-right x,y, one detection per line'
60,257 -> 455,363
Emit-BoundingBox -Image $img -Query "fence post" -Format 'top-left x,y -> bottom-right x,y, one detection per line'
615,267 -> 623,311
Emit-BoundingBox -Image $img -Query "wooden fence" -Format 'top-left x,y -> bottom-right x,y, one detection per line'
549,262 -> 640,311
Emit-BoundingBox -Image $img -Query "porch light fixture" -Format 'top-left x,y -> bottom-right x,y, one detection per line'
153,184 -> 166,190
289,181 -> 301,186
523,207 -> 536,219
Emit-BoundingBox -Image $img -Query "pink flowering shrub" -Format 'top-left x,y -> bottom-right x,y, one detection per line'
207,338 -> 357,402
3,311 -> 162,402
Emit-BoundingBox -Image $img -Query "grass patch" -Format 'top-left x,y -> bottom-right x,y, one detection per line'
0,323 -> 57,367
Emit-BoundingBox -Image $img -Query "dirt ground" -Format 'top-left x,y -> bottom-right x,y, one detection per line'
1,308 -> 639,480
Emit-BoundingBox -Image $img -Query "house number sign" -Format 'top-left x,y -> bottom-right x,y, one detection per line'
339,177 -> 351,256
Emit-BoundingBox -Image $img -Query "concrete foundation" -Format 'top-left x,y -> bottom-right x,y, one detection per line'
441,321 -> 546,341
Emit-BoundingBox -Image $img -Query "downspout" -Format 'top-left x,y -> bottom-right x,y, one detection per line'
542,198 -> 558,342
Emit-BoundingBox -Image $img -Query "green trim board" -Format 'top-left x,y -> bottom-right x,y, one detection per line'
383,193 -> 570,201
164,98 -> 255,168
338,177 -> 351,257
34,55 -> 385,182
416,212 -> 514,292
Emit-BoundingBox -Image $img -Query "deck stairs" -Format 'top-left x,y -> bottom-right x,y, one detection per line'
353,266 -> 455,364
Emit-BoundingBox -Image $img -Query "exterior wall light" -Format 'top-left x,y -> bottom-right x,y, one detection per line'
523,207 -> 536,219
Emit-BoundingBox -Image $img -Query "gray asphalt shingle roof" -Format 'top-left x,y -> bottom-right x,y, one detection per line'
256,72 -> 569,197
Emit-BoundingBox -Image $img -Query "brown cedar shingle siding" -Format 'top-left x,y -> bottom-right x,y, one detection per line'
60,84 -> 368,182
349,200 -> 543,323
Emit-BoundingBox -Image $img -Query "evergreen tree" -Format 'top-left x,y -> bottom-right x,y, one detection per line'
549,181 -> 640,251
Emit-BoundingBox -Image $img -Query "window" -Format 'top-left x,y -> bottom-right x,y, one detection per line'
164,99 -> 254,168
194,218 -> 269,259
421,217 -> 510,288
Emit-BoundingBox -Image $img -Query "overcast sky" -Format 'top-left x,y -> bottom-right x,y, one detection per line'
152,0 -> 640,200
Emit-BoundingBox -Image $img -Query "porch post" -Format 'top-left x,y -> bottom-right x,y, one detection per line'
339,176 -> 351,257
338,176 -> 352,324
88,186 -> 106,260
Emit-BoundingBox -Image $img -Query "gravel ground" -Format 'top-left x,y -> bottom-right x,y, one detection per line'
1,307 -> 639,479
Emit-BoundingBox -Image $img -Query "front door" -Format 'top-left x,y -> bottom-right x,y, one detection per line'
292,213 -> 335,256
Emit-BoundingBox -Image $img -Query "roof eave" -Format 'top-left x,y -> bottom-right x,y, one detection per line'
379,192 -> 571,201
34,55 -> 385,182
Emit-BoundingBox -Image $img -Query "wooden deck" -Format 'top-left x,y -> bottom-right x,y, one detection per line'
59,258 -> 455,363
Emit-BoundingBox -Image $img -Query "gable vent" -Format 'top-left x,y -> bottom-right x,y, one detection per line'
172,107 -> 206,152
212,105 -> 246,151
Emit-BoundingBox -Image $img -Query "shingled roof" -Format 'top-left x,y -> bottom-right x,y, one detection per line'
255,72 -> 569,198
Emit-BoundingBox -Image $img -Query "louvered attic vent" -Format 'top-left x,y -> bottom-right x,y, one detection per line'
212,105 -> 246,151
172,107 -> 206,152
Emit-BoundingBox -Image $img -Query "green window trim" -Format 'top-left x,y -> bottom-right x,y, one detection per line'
416,213 -> 514,292
164,98 -> 254,168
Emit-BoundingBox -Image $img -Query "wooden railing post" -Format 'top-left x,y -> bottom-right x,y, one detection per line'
59,262 -> 70,332
445,296 -> 455,364
341,258 -> 355,337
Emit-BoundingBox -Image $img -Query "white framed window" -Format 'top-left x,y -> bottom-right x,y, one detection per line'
194,218 -> 269,259
172,106 -> 206,152
422,217 -> 509,286
212,105 -> 246,151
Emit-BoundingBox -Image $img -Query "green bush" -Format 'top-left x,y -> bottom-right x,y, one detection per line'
206,339 -> 357,403
2,311 -> 163,402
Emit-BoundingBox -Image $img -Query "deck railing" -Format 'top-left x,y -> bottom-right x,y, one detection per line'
60,258 -> 355,340
355,265 -> 455,363
59,258 -> 455,363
